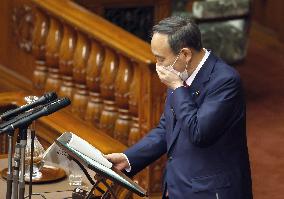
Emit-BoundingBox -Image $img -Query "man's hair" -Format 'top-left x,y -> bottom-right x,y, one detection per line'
152,16 -> 202,54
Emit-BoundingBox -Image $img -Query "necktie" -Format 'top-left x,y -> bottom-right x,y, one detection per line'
183,81 -> 189,87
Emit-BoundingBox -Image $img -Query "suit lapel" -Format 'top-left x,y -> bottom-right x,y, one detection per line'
167,53 -> 218,152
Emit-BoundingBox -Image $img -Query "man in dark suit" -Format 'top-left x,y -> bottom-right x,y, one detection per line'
105,16 -> 253,199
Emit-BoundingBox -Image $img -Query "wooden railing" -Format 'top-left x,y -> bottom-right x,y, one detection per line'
0,92 -> 126,154
10,0 -> 167,196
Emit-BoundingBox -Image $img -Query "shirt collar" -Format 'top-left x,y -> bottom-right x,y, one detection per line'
185,48 -> 210,87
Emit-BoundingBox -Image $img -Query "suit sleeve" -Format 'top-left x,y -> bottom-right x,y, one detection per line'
171,74 -> 243,147
124,113 -> 167,176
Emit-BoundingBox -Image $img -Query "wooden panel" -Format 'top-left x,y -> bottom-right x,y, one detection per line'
0,0 -> 35,83
0,64 -> 33,93
252,0 -> 284,41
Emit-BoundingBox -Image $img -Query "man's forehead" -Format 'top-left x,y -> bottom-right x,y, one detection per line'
151,33 -> 168,45
151,33 -> 171,55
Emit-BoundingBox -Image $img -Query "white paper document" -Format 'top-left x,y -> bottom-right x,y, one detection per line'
43,132 -> 112,169
67,133 -> 112,168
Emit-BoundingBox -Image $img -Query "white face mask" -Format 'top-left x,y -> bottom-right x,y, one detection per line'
156,53 -> 190,81
179,65 -> 190,81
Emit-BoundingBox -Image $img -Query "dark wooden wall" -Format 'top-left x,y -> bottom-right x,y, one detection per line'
252,0 -> 284,42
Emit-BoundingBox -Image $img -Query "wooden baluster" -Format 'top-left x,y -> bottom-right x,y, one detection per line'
131,64 -> 150,194
31,9 -> 49,93
44,17 -> 63,92
99,48 -> 119,137
72,33 -> 90,118
85,40 -> 104,126
113,56 -> 133,145
128,63 -> 141,146
58,25 -> 76,98
142,64 -> 167,194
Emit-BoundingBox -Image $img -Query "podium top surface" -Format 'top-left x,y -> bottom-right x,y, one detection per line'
55,140 -> 147,197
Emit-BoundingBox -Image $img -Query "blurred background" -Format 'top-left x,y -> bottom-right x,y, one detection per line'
0,0 -> 283,198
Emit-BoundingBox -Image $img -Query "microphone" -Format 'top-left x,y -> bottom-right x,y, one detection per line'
0,108 -> 35,130
0,92 -> 58,121
0,98 -> 58,130
0,97 -> 71,134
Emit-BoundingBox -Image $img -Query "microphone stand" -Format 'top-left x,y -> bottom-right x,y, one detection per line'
25,123 -> 47,199
6,131 -> 14,199
28,126 -> 36,199
12,133 -> 22,199
67,154 -> 117,199
0,97 -> 70,199
18,125 -> 28,199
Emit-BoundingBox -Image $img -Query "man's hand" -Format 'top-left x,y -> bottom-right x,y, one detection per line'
156,65 -> 183,90
104,153 -> 130,171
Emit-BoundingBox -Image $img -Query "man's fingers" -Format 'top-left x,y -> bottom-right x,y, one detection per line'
156,70 -> 164,81
103,154 -> 112,161
156,67 -> 168,79
156,66 -> 166,74
156,65 -> 164,73
104,154 -> 118,163
104,153 -> 123,164
156,66 -> 178,78
156,71 -> 163,79
104,153 -> 128,171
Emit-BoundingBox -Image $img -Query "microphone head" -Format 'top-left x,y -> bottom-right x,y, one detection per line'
58,97 -> 71,106
41,92 -> 58,103
0,92 -> 59,124
45,97 -> 71,115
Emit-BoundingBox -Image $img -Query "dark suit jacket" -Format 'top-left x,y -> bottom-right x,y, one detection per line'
124,53 -> 253,199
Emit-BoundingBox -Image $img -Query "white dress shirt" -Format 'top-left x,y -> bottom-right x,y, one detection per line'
185,48 -> 210,86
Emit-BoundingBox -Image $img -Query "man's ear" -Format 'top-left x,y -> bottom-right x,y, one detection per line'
180,48 -> 192,63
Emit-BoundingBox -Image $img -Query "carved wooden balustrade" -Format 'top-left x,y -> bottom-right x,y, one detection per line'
14,0 -> 168,196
